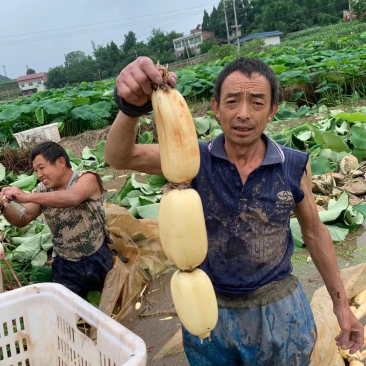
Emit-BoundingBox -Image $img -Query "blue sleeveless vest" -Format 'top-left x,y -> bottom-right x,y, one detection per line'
191,133 -> 309,296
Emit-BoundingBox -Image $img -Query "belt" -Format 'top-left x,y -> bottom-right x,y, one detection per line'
215,274 -> 299,309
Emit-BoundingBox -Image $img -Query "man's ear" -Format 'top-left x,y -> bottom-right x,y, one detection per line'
211,97 -> 220,119
57,157 -> 66,167
268,103 -> 279,122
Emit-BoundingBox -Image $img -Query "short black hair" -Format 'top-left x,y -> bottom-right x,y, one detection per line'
214,57 -> 279,108
30,141 -> 72,168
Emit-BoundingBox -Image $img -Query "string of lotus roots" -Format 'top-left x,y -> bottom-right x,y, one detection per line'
152,62 -> 218,342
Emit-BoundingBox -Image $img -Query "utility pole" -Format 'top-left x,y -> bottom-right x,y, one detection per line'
232,0 -> 240,49
2,65 -> 7,78
26,65 -> 29,72
223,2 -> 230,43
184,40 -> 191,62
349,0 -> 353,22
1,65 -> 10,100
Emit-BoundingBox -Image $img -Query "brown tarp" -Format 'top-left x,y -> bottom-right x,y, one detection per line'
99,203 -> 170,322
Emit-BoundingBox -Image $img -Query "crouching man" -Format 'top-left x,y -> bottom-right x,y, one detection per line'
1,141 -> 114,298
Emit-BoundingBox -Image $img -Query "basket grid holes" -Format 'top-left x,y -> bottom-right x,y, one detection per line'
0,316 -> 30,365
100,352 -> 116,366
57,316 -> 116,366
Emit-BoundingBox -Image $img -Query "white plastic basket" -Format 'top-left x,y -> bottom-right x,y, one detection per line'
0,283 -> 147,366
0,244 -> 3,294
13,123 -> 61,147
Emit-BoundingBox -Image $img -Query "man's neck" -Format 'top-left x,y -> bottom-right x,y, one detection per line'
224,138 -> 266,168
53,169 -> 74,191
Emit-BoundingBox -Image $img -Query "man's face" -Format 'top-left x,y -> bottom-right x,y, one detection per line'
32,155 -> 65,189
212,71 -> 278,148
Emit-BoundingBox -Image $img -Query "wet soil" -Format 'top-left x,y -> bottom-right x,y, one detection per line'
120,269 -> 180,362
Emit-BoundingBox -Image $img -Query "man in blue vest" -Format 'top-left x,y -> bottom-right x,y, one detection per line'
105,56 -> 363,365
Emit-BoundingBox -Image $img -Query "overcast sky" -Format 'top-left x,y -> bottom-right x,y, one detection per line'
0,0 -> 217,79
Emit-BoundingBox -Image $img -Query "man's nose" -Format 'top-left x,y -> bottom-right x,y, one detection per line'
237,101 -> 251,120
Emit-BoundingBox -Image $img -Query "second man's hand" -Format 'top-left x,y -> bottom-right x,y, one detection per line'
1,187 -> 29,204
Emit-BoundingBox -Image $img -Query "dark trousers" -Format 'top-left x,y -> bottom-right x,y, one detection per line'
52,241 -> 113,298
182,281 -> 316,366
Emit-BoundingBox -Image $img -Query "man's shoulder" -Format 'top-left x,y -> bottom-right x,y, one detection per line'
274,141 -> 309,161
73,170 -> 102,184
73,170 -> 105,195
32,181 -> 47,193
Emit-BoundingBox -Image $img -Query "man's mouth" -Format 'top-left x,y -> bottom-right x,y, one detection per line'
232,125 -> 254,135
233,126 -> 252,132
42,179 -> 48,184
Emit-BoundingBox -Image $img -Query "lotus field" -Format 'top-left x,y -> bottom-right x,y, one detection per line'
1,31 -> 366,141
0,28 -> 366,289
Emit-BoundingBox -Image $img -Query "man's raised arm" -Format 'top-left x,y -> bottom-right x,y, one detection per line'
105,56 -> 177,174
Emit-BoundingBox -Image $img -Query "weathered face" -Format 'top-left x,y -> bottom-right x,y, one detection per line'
32,155 -> 66,189
212,71 -> 278,148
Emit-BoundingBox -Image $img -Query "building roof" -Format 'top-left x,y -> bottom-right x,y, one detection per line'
234,31 -> 284,45
17,72 -> 46,83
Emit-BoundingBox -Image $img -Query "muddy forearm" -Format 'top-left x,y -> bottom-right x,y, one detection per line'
305,224 -> 348,308
26,192 -> 79,208
105,111 -> 139,170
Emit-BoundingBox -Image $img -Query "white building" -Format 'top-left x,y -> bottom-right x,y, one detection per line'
173,27 -> 215,57
17,72 -> 47,96
234,31 -> 284,47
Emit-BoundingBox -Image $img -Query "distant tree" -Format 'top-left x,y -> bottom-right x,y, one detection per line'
275,21 -> 288,34
182,45 -> 196,59
65,51 -> 87,68
108,41 -> 123,75
0,75 -> 10,82
122,31 -> 137,54
147,28 -> 182,64
351,0 -> 366,19
201,0 -> 348,42
27,68 -> 36,75
208,43 -> 236,59
198,38 -> 217,54
93,41 -> 112,78
45,66 -> 67,88
64,51 -> 98,84
317,13 -> 339,25
202,10 -> 211,31
210,6 -> 223,37
238,38 -> 265,57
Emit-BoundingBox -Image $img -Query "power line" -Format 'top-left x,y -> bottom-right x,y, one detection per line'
0,2 -> 218,40
0,10 -> 209,47
1,2 -> 219,74
26,17 -> 190,68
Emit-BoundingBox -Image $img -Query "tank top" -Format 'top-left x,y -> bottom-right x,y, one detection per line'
32,170 -> 114,261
